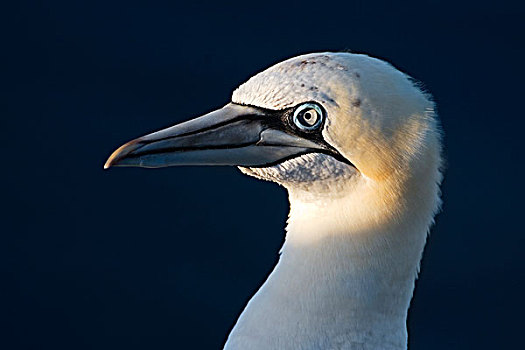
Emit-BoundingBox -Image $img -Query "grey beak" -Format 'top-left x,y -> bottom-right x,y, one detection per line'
104,103 -> 332,169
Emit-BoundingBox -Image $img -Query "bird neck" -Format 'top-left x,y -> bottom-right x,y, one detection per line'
226,165 -> 441,350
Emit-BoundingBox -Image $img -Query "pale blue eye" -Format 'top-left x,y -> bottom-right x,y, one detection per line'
293,103 -> 324,131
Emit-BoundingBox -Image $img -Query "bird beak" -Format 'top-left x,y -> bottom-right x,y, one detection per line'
104,103 -> 331,169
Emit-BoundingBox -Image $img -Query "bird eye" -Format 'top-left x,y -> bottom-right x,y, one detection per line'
292,103 -> 324,131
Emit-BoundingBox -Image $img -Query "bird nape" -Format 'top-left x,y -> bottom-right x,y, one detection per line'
105,52 -> 443,350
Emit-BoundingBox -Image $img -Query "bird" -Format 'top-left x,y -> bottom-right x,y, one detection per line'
104,52 -> 443,350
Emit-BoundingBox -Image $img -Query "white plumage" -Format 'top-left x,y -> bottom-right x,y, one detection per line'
230,53 -> 442,349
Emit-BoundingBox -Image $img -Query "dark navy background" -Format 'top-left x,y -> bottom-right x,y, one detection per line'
4,0 -> 524,349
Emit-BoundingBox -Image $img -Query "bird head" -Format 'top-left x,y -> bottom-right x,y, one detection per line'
105,52 -> 441,203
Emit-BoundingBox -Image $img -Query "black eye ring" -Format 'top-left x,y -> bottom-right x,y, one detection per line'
292,103 -> 324,131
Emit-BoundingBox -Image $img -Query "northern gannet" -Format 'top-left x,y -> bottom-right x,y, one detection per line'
105,52 -> 443,350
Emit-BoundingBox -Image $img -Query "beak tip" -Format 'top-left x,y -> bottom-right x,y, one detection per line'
104,150 -> 120,170
104,139 -> 142,170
